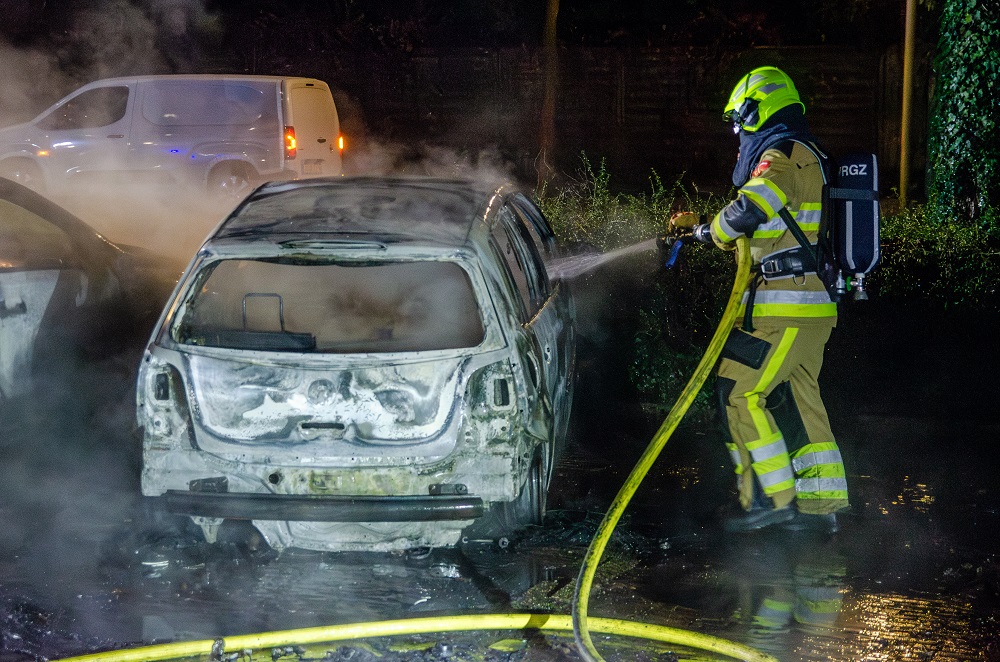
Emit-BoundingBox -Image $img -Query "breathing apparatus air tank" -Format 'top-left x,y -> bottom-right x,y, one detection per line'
824,152 -> 881,301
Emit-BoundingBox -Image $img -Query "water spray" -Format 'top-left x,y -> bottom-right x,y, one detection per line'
546,237 -> 658,280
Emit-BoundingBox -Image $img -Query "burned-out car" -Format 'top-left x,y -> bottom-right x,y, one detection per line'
136,177 -> 575,552
0,177 -> 178,405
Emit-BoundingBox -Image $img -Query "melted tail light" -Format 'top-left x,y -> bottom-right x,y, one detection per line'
140,356 -> 197,450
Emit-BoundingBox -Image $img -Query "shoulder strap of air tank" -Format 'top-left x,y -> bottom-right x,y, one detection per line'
782,138 -> 828,268
777,207 -> 819,272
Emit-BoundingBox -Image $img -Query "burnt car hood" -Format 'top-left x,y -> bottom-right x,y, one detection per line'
184,351 -> 474,460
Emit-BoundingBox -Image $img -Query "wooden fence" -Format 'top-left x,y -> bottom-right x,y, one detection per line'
317,44 -> 930,193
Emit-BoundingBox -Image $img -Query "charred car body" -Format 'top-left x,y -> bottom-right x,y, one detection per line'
137,177 -> 575,552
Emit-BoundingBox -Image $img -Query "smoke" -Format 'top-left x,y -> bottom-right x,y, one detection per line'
0,42 -> 71,127
346,140 -> 516,187
0,0 -> 224,258
335,88 -> 520,186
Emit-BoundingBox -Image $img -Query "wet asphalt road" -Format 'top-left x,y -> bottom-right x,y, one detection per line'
2,257 -> 1000,661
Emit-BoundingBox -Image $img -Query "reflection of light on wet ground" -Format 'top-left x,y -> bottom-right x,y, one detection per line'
891,476 -> 937,514
860,473 -> 937,517
659,462 -> 702,489
836,592 -> 977,661
696,586 -> 984,661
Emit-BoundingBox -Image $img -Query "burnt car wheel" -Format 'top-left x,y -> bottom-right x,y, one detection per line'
464,451 -> 546,542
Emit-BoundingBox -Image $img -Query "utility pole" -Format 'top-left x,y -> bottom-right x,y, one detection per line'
900,0 -> 917,206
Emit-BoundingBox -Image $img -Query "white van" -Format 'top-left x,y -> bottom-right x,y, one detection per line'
0,75 -> 343,198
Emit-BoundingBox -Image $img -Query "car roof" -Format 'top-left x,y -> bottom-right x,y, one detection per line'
210,176 -> 508,249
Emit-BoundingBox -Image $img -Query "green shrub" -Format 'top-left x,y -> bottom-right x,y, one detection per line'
536,154 -> 734,415
536,153 -> 725,252
877,201 -> 1000,309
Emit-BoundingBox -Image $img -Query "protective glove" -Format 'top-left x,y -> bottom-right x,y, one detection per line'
669,211 -> 700,233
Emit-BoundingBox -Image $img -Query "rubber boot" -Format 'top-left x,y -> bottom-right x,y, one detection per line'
722,475 -> 794,533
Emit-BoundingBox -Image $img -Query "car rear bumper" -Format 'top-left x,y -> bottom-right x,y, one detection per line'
163,490 -> 484,522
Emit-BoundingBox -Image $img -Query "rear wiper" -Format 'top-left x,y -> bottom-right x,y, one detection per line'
187,328 -> 317,351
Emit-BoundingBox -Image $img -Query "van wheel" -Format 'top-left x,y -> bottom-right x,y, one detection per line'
463,452 -> 546,542
0,159 -> 45,193
207,162 -> 255,201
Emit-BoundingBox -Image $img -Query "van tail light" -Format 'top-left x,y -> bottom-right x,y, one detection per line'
336,133 -> 346,153
284,126 -> 297,160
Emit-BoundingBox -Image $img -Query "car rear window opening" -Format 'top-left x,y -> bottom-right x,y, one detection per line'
174,259 -> 485,353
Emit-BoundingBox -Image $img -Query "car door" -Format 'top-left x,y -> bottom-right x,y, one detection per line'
494,205 -> 571,454
0,198 -> 83,400
32,83 -> 134,186
284,80 -> 341,177
507,194 -> 575,392
131,79 -> 279,184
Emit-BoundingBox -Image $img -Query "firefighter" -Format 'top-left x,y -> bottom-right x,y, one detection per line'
671,66 -> 849,533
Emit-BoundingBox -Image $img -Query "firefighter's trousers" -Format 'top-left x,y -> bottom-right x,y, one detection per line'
716,323 -> 849,515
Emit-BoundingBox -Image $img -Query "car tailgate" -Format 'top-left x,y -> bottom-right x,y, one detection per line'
185,352 -> 470,461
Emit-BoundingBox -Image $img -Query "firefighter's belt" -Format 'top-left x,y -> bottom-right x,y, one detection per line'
758,245 -> 817,281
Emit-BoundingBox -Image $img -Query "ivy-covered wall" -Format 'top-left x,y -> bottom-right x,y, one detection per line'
927,0 -> 1000,226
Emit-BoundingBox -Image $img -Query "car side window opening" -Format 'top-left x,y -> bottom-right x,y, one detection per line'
173,258 -> 485,353
0,199 -> 75,270
496,207 -> 550,313
36,86 -> 130,131
490,221 -> 530,321
509,195 -> 556,256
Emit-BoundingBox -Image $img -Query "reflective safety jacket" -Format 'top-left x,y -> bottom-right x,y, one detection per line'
710,141 -> 837,327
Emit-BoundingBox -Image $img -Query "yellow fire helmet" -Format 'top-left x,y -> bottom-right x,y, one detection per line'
724,66 -> 805,133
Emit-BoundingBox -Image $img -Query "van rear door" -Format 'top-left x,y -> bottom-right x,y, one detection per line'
282,79 -> 341,178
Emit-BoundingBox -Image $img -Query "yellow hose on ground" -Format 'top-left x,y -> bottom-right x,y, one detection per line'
60,612 -> 772,662
572,237 -> 754,662
58,238 -> 770,662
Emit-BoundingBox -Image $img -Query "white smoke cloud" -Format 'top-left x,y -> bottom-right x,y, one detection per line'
0,42 -> 71,127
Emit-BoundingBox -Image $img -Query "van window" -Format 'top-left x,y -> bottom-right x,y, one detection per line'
142,82 -> 267,126
35,86 -> 129,131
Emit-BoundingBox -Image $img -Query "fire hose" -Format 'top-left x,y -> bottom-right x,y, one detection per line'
572,234 -> 756,661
